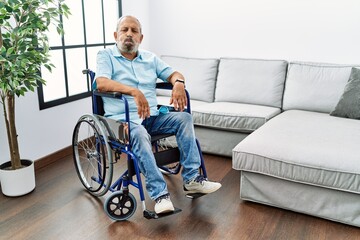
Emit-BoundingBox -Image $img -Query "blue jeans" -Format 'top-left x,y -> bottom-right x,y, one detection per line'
129,111 -> 200,200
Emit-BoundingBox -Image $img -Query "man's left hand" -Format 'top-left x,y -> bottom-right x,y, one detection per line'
170,83 -> 187,112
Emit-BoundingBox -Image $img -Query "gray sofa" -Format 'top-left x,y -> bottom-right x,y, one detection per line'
156,55 -> 360,227
157,56 -> 287,156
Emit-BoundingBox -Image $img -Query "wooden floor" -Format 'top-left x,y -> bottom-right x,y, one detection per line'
1,153 -> 360,240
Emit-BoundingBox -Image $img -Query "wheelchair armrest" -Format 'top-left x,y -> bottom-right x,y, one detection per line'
156,82 -> 173,90
92,89 -> 132,145
93,89 -> 122,99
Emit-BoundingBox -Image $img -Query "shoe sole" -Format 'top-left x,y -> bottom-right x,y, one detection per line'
155,207 -> 175,215
184,184 -> 222,195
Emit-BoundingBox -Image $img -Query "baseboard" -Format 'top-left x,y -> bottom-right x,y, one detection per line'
34,146 -> 73,170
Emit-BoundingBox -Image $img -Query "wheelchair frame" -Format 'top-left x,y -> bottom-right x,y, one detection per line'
72,69 -> 208,221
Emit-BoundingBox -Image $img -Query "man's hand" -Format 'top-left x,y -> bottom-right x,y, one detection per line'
170,83 -> 187,112
133,89 -> 150,119
96,77 -> 151,119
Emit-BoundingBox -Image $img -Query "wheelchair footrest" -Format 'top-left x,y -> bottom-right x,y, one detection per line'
143,207 -> 182,219
185,192 -> 207,199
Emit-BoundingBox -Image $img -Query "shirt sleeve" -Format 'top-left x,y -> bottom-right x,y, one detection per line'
95,49 -> 113,82
155,56 -> 175,82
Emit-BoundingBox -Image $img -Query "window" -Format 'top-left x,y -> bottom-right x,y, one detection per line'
37,0 -> 122,110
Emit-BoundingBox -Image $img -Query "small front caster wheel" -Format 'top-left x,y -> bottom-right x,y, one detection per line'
104,191 -> 137,221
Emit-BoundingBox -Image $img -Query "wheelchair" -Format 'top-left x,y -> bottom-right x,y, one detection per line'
72,69 -> 208,221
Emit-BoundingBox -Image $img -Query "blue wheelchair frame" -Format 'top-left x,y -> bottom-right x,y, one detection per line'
72,69 -> 207,221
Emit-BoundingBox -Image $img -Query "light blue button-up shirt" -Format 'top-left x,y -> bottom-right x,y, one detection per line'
95,44 -> 174,124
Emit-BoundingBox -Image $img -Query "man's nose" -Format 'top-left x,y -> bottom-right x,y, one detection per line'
126,30 -> 133,37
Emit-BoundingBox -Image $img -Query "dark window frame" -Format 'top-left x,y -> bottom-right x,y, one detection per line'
37,0 -> 122,110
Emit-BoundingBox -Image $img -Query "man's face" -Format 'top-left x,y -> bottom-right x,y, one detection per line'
114,17 -> 143,54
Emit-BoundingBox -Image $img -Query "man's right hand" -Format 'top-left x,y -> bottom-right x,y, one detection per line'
96,77 -> 150,120
132,89 -> 150,119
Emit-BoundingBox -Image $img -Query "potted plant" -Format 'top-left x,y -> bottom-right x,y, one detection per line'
0,0 -> 70,196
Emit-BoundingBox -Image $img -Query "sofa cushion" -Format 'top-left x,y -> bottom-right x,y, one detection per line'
215,58 -> 287,108
283,62 -> 359,113
192,102 -> 281,133
157,56 -> 219,102
330,67 -> 360,119
233,110 -> 360,194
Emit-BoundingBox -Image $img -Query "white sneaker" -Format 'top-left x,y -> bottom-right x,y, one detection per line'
154,194 -> 175,214
184,175 -> 222,194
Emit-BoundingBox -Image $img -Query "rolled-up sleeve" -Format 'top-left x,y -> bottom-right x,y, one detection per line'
155,56 -> 175,81
96,49 -> 113,80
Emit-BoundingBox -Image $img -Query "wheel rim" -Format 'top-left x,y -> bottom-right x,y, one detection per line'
105,192 -> 137,221
72,114 -> 113,196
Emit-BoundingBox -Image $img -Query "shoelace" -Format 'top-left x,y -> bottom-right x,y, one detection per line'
156,194 -> 169,203
194,175 -> 206,184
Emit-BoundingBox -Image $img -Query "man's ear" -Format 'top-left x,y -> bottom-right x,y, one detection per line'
140,34 -> 144,43
114,32 -> 117,40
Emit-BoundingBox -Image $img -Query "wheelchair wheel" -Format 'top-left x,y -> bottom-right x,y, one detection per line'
104,191 -> 137,221
72,114 -> 113,196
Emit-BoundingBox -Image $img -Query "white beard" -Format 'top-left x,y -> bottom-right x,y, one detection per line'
116,40 -> 139,54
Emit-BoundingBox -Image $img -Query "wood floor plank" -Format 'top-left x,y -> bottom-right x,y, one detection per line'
1,152 -> 360,240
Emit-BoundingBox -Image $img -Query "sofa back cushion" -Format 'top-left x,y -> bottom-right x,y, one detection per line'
283,62 -> 357,113
215,58 -> 288,108
158,55 -> 219,102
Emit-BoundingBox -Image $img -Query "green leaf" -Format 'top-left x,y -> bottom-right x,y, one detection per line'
4,5 -> 13,13
6,47 -> 14,56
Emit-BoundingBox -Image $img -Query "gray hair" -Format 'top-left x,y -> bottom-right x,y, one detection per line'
115,15 -> 142,33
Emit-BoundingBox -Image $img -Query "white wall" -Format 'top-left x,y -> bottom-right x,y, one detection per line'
1,0 -> 360,164
146,0 -> 359,64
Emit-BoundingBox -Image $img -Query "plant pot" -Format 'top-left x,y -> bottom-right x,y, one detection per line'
0,159 -> 36,197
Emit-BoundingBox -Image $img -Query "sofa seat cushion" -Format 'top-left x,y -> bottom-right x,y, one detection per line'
192,102 -> 281,133
233,110 -> 360,194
